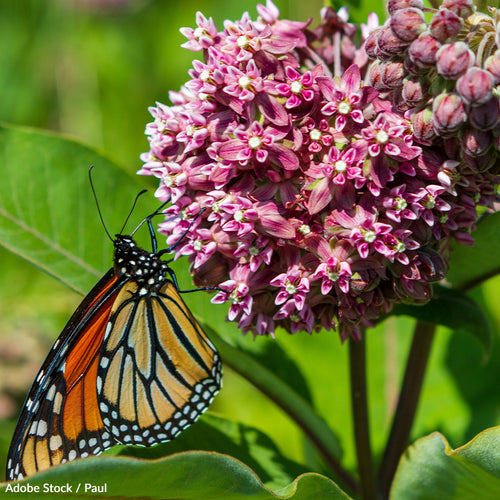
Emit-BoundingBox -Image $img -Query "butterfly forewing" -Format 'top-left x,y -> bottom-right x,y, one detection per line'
7,271 -> 122,480
97,281 -> 221,446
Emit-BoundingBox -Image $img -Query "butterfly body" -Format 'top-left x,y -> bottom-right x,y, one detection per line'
6,234 -> 221,481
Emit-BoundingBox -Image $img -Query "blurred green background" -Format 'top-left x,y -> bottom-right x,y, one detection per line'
1,0 -> 499,487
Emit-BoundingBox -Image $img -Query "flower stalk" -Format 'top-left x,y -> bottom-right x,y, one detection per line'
349,332 -> 377,500
378,320 -> 436,499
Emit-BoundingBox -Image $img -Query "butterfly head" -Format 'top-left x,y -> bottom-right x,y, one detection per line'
113,234 -> 169,292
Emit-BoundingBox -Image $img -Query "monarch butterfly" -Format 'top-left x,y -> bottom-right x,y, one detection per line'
6,187 -> 222,481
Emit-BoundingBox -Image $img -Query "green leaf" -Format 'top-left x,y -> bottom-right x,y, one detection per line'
116,414 -> 309,491
391,427 -> 500,500
447,212 -> 500,290
204,326 -> 348,487
0,452 -> 351,500
230,334 -> 314,405
0,122 -> 156,295
391,285 -> 492,359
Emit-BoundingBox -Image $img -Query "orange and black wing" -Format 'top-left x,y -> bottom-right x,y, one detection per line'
6,270 -> 124,481
97,280 -> 221,446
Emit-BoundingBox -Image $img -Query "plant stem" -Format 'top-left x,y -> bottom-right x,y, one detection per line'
349,333 -> 377,500
205,325 -> 359,495
378,321 -> 436,499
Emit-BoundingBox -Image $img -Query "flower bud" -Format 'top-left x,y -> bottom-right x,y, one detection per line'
410,106 -> 436,142
456,67 -> 494,106
393,88 -> 411,111
376,26 -> 411,58
432,93 -> 467,135
441,0 -> 473,19
436,42 -> 474,80
404,53 -> 425,75
401,75 -> 428,106
408,32 -> 441,68
193,254 -> 230,287
390,8 -> 426,42
387,0 -> 424,14
365,61 -> 385,90
484,50 -> 500,84
379,59 -> 406,89
460,127 -> 492,156
469,97 -> 500,131
430,8 -> 464,41
462,153 -> 496,173
364,29 -> 381,59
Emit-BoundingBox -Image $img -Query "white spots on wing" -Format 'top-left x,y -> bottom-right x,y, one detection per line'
49,435 -> 63,451
53,392 -> 63,414
104,323 -> 112,341
46,384 -> 56,401
96,376 -> 102,393
36,420 -> 48,437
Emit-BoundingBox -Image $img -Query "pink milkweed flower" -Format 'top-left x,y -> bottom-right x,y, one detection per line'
273,300 -> 315,334
313,257 -> 352,294
270,267 -> 311,311
180,12 -> 220,51
211,266 -> 254,321
276,66 -> 322,110
234,235 -> 273,272
319,65 -> 377,131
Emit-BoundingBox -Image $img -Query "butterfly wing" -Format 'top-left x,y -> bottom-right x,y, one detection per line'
97,280 -> 222,446
6,270 -> 123,481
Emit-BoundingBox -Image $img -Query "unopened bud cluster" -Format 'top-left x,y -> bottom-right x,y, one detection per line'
366,0 -> 500,171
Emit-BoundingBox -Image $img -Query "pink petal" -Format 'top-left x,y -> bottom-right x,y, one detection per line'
308,178 -> 333,215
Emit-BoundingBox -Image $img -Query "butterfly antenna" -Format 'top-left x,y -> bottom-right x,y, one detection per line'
131,198 -> 170,236
89,165 -> 113,242
119,189 -> 149,235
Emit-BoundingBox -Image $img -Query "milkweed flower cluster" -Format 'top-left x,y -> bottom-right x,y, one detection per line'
139,0 -> 500,340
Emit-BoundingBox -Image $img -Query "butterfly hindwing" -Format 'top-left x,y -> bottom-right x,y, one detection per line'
97,281 -> 221,446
